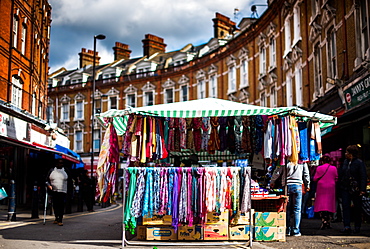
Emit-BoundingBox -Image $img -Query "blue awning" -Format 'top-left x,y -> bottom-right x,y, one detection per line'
55,144 -> 84,169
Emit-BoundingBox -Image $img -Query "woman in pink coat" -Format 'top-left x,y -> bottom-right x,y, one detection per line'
313,155 -> 338,229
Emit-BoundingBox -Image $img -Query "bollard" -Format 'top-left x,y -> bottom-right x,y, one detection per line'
7,180 -> 16,221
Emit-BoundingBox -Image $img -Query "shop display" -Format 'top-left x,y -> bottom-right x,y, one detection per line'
96,98 -> 337,244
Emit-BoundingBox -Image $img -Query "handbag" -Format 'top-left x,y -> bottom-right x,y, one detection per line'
349,177 -> 360,195
0,187 -> 8,200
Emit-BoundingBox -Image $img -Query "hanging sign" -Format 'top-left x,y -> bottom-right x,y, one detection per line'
343,73 -> 370,110
0,111 -> 30,142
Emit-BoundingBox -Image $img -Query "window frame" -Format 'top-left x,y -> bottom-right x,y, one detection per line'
164,88 -> 174,104
240,59 -> 249,88
11,76 -> 23,109
108,95 -> 118,110
228,66 -> 236,93
75,130 -> 83,152
209,74 -> 218,98
180,85 -> 188,102
198,78 -> 206,99
75,100 -> 84,120
144,91 -> 154,106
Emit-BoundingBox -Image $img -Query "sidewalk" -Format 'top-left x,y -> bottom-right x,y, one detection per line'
0,200 -> 116,223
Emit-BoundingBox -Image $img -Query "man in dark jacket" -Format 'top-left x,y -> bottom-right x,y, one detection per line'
338,145 -> 367,234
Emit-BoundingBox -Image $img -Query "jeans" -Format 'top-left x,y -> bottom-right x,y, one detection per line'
341,190 -> 362,229
287,184 -> 302,235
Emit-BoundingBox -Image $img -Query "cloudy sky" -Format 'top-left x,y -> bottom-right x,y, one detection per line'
48,0 -> 267,73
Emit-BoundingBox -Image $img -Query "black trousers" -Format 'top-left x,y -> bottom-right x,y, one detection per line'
52,191 -> 66,222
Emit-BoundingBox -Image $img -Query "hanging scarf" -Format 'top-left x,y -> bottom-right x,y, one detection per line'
208,117 -> 220,154
142,168 -> 153,217
158,168 -> 169,215
187,168 -> 194,227
186,118 -> 194,149
167,168 -> 175,215
124,167 -> 137,234
234,116 -> 243,155
231,168 -> 240,214
193,117 -> 202,152
218,117 -> 228,151
179,118 -> 187,149
131,168 -> 146,218
227,117 -> 236,154
219,168 -> 227,212
179,168 -> 188,223
171,168 -> 180,230
122,114 -> 134,156
153,167 -> 161,214
201,117 -> 210,151
168,118 -> 175,151
240,167 -> 251,213
205,167 -> 216,212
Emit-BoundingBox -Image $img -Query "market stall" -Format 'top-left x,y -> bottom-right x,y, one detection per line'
96,98 -> 337,247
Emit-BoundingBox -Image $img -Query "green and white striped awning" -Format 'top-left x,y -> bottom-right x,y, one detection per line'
97,98 -> 337,135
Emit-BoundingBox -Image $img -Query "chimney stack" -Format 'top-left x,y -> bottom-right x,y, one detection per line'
142,34 -> 166,58
212,12 -> 237,39
113,42 -> 131,60
79,48 -> 100,68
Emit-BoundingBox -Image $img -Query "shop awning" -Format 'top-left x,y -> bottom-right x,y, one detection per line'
97,98 -> 337,135
32,142 -> 81,164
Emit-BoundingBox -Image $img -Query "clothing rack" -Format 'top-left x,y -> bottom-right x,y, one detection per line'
121,166 -> 253,248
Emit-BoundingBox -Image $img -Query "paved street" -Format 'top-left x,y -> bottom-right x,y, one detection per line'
0,203 -> 370,249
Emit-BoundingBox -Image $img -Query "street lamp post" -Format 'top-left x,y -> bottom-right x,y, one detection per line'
91,34 -> 106,181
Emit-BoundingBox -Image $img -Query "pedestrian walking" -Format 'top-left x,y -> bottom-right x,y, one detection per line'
338,144 -> 367,234
79,169 -> 95,212
45,158 -> 69,226
270,161 -> 310,236
313,155 -> 338,229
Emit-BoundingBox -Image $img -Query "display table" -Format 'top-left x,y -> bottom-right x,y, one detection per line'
251,195 -> 288,212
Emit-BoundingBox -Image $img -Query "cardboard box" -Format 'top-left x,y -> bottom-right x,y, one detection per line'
143,226 -> 177,240
254,226 -> 286,242
136,226 -> 147,240
229,225 -> 251,240
178,224 -> 203,240
142,215 -> 172,225
254,212 -> 286,227
206,211 -> 229,224
204,224 -> 229,240
230,210 -> 254,225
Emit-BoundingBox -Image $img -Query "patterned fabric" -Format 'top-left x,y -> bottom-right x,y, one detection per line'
173,118 -> 181,152
240,167 -> 251,213
131,168 -> 146,218
201,117 -> 210,151
153,168 -> 160,214
193,117 -> 202,152
168,118 -> 175,151
234,116 -> 243,155
218,117 -> 228,151
208,117 -> 220,154
179,168 -> 188,223
186,118 -> 194,149
122,114 -> 134,155
158,168 -> 169,215
142,168 -> 153,217
179,118 -> 187,149
227,117 -> 236,154
124,168 -> 137,234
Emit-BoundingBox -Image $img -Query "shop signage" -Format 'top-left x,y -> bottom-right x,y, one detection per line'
0,111 -> 30,141
344,73 -> 370,110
